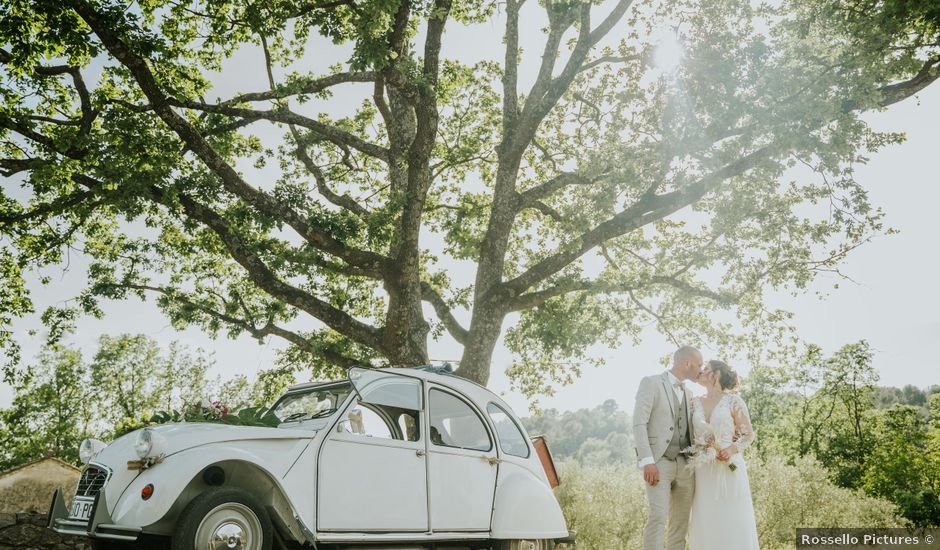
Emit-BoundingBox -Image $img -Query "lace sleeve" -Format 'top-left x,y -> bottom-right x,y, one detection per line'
730,394 -> 755,451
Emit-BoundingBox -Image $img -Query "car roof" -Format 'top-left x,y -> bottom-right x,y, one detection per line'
286,367 -> 516,415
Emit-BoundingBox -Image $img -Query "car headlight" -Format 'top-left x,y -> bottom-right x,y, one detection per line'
133,428 -> 166,459
79,438 -> 106,464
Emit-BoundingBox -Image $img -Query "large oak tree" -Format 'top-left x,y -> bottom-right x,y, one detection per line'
1,0 -> 938,391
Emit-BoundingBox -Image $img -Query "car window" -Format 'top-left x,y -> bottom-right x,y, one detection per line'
486,403 -> 530,458
272,384 -> 352,422
341,399 -> 421,442
429,389 -> 491,452
349,368 -> 423,411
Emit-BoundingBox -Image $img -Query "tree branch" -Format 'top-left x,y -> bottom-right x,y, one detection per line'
72,0 -> 390,277
171,98 -> 390,161
627,289 -> 680,345
501,0 -> 523,134
520,0 -> 635,134
507,274 -> 733,311
420,282 -> 468,344
292,130 -> 372,219
72,172 -> 387,352
525,200 -> 565,223
873,56 -> 940,108
0,157 -> 48,177
217,71 -> 377,106
422,0 -> 452,88
104,283 -> 364,369
0,48 -> 97,141
579,54 -> 642,73
516,171 -> 606,206
0,189 -> 100,227
501,143 -> 778,296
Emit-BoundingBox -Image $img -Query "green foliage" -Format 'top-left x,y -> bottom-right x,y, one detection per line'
214,366 -> 297,410
862,405 -> 940,527
749,456 -> 907,545
1,0 -> 938,391
147,404 -> 280,430
742,341 -> 879,486
743,341 -> 940,527
90,334 -> 211,430
554,461 -> 648,549
0,344 -> 92,467
0,333 -> 241,468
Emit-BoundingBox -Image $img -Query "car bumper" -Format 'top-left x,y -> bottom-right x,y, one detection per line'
555,530 -> 577,548
47,486 -> 142,541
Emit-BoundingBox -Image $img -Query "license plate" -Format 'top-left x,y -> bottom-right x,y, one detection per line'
69,497 -> 95,521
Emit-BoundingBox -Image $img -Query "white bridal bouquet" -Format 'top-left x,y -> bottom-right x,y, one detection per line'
683,427 -> 737,471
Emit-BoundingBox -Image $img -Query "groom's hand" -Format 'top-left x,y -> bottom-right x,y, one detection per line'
643,464 -> 660,486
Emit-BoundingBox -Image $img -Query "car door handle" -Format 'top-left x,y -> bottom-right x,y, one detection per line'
481,456 -> 500,466
416,449 -> 426,457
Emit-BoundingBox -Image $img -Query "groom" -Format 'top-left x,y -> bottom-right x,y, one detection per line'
633,345 -> 702,550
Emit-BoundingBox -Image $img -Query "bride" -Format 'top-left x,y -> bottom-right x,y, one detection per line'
688,360 -> 760,550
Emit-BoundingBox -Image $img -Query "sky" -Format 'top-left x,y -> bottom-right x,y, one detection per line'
2,3 -> 939,417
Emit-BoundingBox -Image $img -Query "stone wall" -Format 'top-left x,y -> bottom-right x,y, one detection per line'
0,513 -> 90,550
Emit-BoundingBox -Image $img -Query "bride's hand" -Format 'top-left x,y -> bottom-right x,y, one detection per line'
717,445 -> 738,461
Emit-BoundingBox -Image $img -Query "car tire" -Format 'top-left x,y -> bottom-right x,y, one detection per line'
495,540 -> 556,550
171,487 -> 273,550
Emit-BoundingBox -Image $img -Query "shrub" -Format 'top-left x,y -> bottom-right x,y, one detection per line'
750,456 -> 906,548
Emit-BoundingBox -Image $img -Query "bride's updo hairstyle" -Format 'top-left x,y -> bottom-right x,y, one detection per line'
709,360 -> 739,391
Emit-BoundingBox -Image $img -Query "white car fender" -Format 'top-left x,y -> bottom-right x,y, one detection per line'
110,438 -> 313,537
490,460 -> 568,539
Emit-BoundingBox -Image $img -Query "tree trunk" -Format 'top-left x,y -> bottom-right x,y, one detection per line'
456,300 -> 508,386
382,260 -> 431,367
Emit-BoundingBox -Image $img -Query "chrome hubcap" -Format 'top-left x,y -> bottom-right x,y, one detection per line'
194,502 -> 262,550
213,522 -> 245,549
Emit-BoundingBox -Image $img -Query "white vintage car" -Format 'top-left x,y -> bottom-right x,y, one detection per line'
48,367 -> 573,550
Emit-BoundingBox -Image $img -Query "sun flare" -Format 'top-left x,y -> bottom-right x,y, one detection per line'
653,32 -> 685,73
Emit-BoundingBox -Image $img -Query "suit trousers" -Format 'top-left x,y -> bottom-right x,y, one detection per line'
642,455 -> 694,550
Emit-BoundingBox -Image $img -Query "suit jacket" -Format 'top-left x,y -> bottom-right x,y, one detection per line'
633,371 -> 694,465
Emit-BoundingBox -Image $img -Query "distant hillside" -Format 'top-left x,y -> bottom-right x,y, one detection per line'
521,399 -> 634,465
875,385 -> 940,415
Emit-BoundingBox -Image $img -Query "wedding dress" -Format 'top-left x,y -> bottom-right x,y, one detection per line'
688,393 -> 760,550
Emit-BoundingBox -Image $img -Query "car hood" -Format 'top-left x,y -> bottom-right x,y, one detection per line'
97,422 -> 316,465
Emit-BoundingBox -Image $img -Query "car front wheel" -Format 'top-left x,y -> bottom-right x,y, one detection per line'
171,487 -> 273,550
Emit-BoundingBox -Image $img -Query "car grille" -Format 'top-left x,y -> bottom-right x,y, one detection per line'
75,464 -> 111,498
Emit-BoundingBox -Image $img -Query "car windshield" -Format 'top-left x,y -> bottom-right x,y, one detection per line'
271,383 -> 353,423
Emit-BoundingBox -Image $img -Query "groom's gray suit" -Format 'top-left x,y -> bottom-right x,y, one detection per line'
634,371 -> 695,550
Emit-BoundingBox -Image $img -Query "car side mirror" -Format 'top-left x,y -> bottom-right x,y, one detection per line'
337,408 -> 364,434
348,407 -> 364,434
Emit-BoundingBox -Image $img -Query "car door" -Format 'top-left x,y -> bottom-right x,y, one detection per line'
426,384 -> 499,532
317,369 -> 428,532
